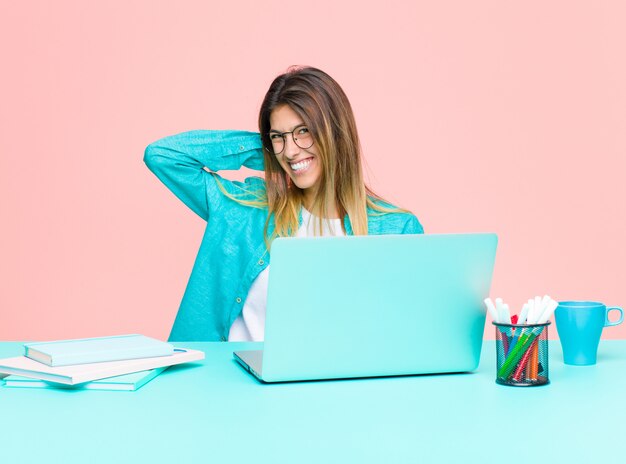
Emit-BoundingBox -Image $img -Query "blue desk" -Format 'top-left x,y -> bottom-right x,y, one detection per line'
1,341 -> 624,463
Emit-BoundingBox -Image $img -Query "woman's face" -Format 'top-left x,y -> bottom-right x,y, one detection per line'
269,104 -> 323,196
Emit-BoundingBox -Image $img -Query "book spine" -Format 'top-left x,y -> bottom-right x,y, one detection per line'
49,347 -> 174,367
0,367 -> 73,384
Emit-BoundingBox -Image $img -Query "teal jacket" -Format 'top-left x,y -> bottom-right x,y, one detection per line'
144,130 -> 424,341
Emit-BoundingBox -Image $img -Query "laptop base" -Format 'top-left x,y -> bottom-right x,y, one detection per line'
233,350 -> 264,380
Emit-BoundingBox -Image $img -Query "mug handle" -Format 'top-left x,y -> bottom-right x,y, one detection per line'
605,306 -> 624,327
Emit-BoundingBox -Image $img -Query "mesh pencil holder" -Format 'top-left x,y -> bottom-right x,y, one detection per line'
494,322 -> 550,387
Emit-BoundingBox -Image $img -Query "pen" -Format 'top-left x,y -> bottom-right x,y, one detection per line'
501,330 -> 510,356
497,327 -> 542,380
495,298 -> 507,324
531,296 -> 542,323
518,303 -> 530,325
498,330 -> 531,379
526,299 -> 536,324
532,295 -> 549,324
484,298 -> 499,323
506,316 -> 521,356
512,337 -> 537,382
502,304 -> 511,326
537,299 -> 558,324
529,342 -> 539,380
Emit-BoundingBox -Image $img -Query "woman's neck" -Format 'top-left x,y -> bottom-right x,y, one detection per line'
303,191 -> 341,219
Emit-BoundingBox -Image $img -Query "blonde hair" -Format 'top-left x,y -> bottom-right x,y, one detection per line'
218,66 -> 408,247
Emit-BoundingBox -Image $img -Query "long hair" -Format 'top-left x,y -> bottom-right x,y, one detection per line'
259,66 -> 395,241
215,66 -> 405,246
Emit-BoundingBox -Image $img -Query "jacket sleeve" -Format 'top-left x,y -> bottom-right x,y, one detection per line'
402,215 -> 425,234
143,130 -> 264,221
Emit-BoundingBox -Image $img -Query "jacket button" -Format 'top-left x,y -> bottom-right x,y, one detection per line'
258,259 -> 264,265
236,297 -> 242,303
239,145 -> 245,151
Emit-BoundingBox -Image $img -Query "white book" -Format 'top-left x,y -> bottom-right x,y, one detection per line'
24,334 -> 174,366
0,348 -> 204,385
3,367 -> 168,391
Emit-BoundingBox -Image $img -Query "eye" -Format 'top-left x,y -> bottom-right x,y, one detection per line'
297,126 -> 309,135
269,133 -> 282,140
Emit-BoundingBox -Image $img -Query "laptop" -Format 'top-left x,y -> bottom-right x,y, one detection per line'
233,233 -> 498,382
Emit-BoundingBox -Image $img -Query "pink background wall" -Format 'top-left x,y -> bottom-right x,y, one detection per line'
1,1 -> 624,341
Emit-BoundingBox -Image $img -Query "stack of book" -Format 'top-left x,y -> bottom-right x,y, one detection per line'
0,334 -> 204,391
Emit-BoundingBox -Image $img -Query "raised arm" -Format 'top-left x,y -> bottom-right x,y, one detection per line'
144,130 -> 264,220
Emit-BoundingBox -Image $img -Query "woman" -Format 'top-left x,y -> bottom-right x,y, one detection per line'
144,66 -> 423,342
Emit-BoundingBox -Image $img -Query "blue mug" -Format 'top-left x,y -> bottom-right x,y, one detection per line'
555,301 -> 623,365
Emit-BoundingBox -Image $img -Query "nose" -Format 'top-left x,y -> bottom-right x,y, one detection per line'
282,135 -> 300,159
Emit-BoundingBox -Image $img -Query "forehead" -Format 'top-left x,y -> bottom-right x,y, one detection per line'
269,104 -> 305,132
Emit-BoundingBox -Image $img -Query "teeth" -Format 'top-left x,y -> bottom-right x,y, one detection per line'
290,159 -> 312,171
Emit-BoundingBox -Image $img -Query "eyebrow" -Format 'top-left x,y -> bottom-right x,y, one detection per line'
269,123 -> 307,133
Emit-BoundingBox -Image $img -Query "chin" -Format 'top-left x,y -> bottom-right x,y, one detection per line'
292,177 -> 318,191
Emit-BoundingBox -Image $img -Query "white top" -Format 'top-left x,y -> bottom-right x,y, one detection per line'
228,208 -> 345,342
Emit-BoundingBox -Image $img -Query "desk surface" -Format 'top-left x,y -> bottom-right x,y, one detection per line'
1,341 -> 624,463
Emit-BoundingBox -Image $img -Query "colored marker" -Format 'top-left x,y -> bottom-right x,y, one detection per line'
506,321 -> 525,356
498,327 -> 542,379
538,299 -> 558,324
526,299 -> 536,324
484,298 -> 499,323
532,296 -> 542,322
495,299 -> 509,325
535,295 -> 551,324
512,338 -> 537,382
502,304 -> 511,325
529,341 -> 539,380
518,303 -> 530,325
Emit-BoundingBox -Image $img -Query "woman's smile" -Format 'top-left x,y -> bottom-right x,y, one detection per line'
288,156 -> 315,175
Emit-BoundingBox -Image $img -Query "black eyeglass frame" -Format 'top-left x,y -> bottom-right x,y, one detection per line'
265,124 -> 314,155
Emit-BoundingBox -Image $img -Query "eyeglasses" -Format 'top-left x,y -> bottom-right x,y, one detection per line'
267,125 -> 314,155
